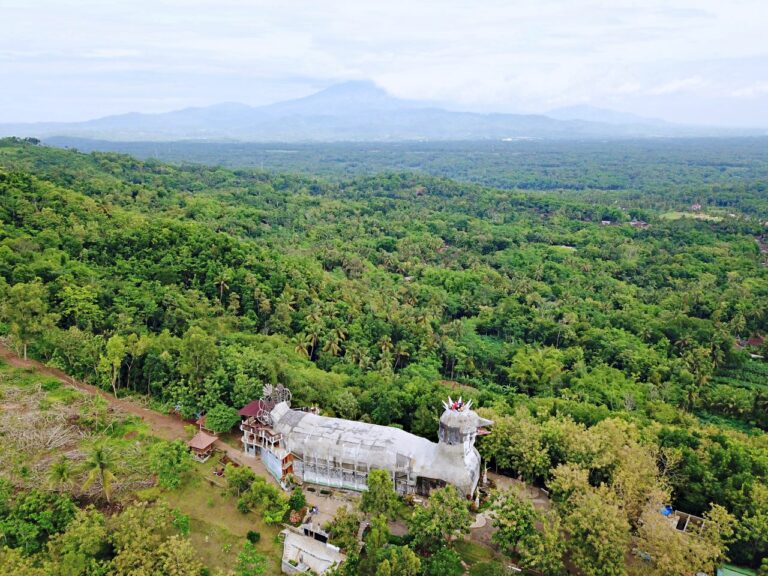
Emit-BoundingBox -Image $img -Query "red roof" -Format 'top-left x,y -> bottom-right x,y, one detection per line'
238,399 -> 274,418
188,431 -> 218,451
747,335 -> 765,348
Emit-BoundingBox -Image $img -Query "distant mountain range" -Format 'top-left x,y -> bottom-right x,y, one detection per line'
545,105 -> 667,126
0,81 -> 761,141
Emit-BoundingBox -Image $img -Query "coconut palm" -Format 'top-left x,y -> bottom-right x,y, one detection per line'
82,444 -> 117,503
47,456 -> 73,491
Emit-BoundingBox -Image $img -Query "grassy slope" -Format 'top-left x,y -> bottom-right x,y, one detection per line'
0,359 -> 283,575
157,457 -> 283,575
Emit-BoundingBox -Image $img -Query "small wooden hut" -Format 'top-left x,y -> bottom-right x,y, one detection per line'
188,430 -> 218,462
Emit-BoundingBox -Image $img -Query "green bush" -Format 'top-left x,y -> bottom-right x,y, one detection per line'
148,440 -> 193,489
226,464 -> 257,496
41,378 -> 61,392
205,404 -> 240,434
237,498 -> 251,514
239,477 -> 290,524
288,488 -> 306,511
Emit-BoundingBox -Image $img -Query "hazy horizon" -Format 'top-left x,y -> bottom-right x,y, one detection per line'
2,0 -> 767,128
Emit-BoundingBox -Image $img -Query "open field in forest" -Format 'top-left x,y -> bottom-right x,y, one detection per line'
159,457 -> 283,575
659,211 -> 723,221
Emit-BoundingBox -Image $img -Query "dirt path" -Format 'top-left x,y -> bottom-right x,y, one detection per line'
0,341 -> 187,440
0,341 -> 272,480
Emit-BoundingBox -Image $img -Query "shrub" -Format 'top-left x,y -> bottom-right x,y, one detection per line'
226,464 -> 256,496
172,509 -> 190,536
235,541 -> 267,576
149,440 -> 193,489
237,498 -> 251,514
246,530 -> 261,543
288,487 -> 306,511
289,509 -> 303,524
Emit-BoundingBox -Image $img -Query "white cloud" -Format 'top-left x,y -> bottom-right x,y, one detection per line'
0,0 -> 766,125
646,76 -> 708,96
83,49 -> 142,60
731,82 -> 768,98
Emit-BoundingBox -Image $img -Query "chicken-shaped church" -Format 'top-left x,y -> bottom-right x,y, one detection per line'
239,387 -> 493,498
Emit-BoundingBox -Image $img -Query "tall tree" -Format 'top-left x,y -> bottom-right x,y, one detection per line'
360,514 -> 389,576
60,284 -> 103,331
204,403 -> 240,433
149,440 -> 193,489
634,498 -> 736,576
563,488 -> 630,576
518,510 -> 566,576
81,445 -> 117,504
381,546 -> 421,576
328,505 -> 361,553
157,535 -> 204,576
124,333 -> 150,391
407,486 -> 471,552
1,280 -> 57,360
99,334 -> 126,397
421,547 -> 463,576
109,502 -> 203,575
45,507 -> 109,576
506,345 -> 564,396
361,469 -> 399,519
491,488 -> 539,555
179,326 -> 218,387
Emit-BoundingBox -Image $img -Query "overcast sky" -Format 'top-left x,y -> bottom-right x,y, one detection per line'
1,0 -> 767,126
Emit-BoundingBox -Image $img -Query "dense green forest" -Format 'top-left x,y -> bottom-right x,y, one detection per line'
1,137 -> 767,573
48,137 -> 768,215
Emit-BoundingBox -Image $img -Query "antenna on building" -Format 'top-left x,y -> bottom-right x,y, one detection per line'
273,383 -> 293,405
256,408 -> 273,426
257,383 -> 293,426
262,383 -> 293,406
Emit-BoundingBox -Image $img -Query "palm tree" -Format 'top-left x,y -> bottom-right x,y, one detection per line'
378,335 -> 394,356
48,456 -> 73,492
322,326 -> 347,357
215,269 -> 232,304
82,445 -> 117,503
393,340 -> 410,369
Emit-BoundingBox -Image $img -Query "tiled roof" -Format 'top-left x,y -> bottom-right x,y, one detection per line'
188,430 -> 218,450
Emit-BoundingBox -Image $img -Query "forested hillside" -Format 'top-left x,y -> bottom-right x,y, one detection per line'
48,137 -> 768,215
1,137 -> 767,572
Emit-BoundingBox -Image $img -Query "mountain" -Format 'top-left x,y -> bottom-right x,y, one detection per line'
0,81 -> 757,141
546,104 -> 667,126
257,80 -> 429,115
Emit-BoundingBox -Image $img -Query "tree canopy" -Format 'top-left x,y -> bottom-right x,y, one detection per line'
0,138 -> 767,571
